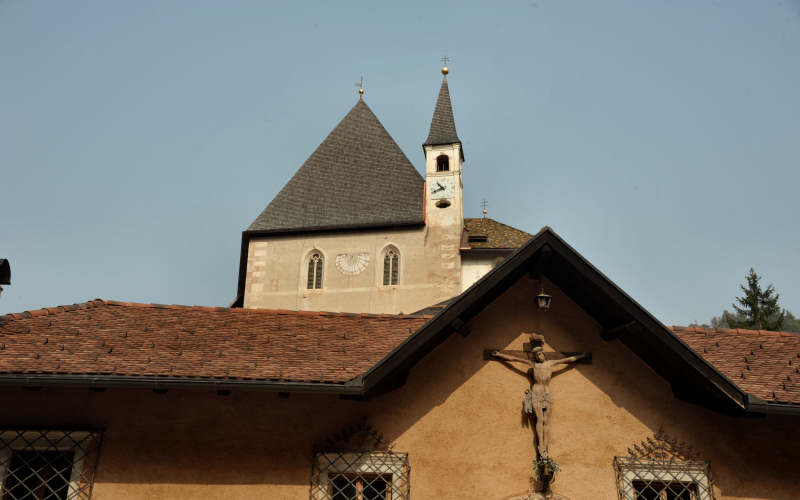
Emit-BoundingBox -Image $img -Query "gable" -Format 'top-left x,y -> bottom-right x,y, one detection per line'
360,227 -> 798,415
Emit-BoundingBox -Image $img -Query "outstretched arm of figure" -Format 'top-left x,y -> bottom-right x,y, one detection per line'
551,353 -> 588,366
491,351 -> 530,364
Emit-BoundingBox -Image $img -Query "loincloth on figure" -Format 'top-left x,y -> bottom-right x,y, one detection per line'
523,389 -> 553,414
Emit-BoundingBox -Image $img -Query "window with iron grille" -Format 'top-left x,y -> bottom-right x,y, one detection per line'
382,248 -> 399,286
614,428 -> 714,500
0,430 -> 102,500
310,421 -> 409,500
307,252 -> 324,289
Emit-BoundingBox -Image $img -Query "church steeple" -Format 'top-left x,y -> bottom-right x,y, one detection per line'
423,68 -> 464,159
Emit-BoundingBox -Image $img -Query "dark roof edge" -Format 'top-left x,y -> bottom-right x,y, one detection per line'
745,394 -> 800,415
359,226 -> 782,414
0,373 -> 364,394
244,220 -> 425,237
460,248 -> 518,253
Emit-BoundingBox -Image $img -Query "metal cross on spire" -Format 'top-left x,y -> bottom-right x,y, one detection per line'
481,199 -> 488,217
441,55 -> 450,66
355,76 -> 364,97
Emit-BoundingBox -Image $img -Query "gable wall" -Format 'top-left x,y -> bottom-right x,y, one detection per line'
243,226 -> 461,314
2,279 -> 798,499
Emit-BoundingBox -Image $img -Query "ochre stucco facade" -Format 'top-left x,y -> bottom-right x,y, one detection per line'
3,278 -> 798,499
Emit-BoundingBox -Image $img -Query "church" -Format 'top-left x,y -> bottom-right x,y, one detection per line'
0,67 -> 798,500
233,67 -> 530,314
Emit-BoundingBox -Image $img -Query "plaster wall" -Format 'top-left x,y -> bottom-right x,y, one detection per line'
460,252 -> 509,291
243,225 -> 461,314
2,279 -> 798,499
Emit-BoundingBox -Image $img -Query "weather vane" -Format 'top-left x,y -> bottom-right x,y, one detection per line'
355,76 -> 364,97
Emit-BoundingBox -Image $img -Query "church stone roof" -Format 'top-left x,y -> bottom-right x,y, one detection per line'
423,77 -> 462,152
248,99 -> 425,233
463,218 -> 532,249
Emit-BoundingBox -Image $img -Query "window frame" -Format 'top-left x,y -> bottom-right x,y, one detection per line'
381,246 -> 400,287
306,251 -> 324,290
311,451 -> 408,500
616,460 -> 712,500
0,430 -> 102,500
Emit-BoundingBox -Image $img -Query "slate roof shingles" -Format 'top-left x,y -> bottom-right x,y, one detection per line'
423,76 -> 461,148
0,300 -> 430,384
248,99 -> 425,233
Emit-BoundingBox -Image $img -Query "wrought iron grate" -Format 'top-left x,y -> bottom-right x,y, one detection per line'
614,428 -> 714,500
310,420 -> 409,500
310,450 -> 409,500
614,457 -> 714,500
0,430 -> 102,500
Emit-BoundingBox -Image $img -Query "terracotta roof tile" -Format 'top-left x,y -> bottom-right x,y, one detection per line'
0,300 -> 431,384
671,326 -> 800,405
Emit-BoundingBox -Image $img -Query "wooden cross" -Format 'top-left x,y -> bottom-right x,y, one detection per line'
483,333 -> 592,363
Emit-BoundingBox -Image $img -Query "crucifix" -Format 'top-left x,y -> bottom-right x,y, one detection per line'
486,333 -> 590,460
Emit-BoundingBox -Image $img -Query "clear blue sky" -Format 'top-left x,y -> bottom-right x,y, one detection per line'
2,1 -> 799,326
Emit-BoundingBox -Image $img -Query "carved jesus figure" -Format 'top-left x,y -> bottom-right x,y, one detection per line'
492,333 -> 588,458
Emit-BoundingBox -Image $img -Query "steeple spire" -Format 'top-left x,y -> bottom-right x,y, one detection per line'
423,67 -> 463,159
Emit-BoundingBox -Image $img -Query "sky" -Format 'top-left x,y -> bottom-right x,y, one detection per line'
1,1 -> 799,326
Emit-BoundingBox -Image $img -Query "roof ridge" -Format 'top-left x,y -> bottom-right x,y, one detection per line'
0,299 -> 106,322
6,299 -> 434,320
464,217 -> 533,235
670,325 -> 798,337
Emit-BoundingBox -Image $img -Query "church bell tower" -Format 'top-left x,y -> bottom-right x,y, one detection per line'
422,64 -> 464,295
423,65 -> 464,230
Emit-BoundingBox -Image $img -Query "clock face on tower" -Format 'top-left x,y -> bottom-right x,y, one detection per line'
430,176 -> 455,200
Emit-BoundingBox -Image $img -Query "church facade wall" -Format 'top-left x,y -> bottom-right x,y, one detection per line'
460,252 -> 510,292
3,278 -> 797,499
243,226 -> 462,314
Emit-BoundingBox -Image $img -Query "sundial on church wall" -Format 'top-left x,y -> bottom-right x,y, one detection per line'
335,253 -> 370,276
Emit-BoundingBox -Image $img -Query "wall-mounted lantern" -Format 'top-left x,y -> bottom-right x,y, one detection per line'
536,287 -> 552,311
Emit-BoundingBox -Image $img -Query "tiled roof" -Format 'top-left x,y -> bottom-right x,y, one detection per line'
463,218 -> 532,249
423,76 -> 461,148
672,326 -> 800,405
0,300 -> 430,384
247,99 -> 425,233
2,299 -> 799,407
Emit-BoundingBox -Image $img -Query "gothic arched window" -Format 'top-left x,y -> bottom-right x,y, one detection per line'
436,154 -> 449,172
307,252 -> 323,289
383,247 -> 399,286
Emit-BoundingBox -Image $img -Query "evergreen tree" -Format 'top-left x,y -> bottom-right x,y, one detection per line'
722,268 -> 784,330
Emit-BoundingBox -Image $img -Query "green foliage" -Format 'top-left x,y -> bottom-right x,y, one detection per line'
725,268 -> 784,330
782,311 -> 800,333
709,268 -> 786,331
